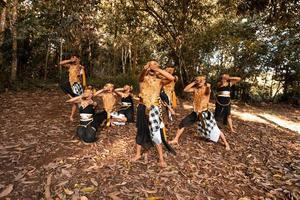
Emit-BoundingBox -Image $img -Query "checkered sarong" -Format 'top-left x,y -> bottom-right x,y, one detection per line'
148,105 -> 164,144
72,82 -> 83,96
197,111 -> 217,137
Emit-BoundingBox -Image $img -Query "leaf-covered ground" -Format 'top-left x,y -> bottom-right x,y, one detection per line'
0,89 -> 299,200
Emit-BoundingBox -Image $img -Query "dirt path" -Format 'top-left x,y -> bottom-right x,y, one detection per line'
0,90 -> 299,199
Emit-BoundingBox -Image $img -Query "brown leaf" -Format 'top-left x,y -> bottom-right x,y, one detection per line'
0,184 -> 13,198
44,174 -> 52,200
108,192 -> 122,200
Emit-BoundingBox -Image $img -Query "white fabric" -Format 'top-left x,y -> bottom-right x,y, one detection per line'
80,113 -> 93,121
149,106 -> 164,144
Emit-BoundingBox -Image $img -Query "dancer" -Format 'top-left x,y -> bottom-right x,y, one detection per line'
59,55 -> 87,121
66,86 -> 107,143
111,85 -> 135,125
169,76 -> 230,150
132,61 -> 176,168
214,73 -> 241,133
95,83 -> 117,127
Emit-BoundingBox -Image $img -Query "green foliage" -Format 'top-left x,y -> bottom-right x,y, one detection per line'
0,0 -> 299,104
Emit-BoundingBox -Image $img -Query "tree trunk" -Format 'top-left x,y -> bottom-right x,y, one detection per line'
59,38 -> 63,80
44,41 -> 50,81
10,0 -> 17,82
0,3 -> 6,67
132,44 -> 137,75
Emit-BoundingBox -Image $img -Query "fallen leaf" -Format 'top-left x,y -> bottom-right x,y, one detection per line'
64,188 -> 74,195
108,192 -> 122,200
0,184 -> 13,198
80,186 -> 95,193
80,196 -> 89,200
44,174 -> 52,200
90,178 -> 98,186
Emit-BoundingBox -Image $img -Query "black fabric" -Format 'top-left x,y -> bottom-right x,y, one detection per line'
135,104 -> 153,149
76,105 -> 107,143
179,112 -> 198,128
60,81 -> 83,97
215,96 -> 231,125
92,111 -> 107,129
160,129 -> 176,155
118,95 -> 134,122
215,84 -> 231,125
79,105 -> 95,115
217,84 -> 231,93
160,90 -> 170,105
76,126 -> 96,143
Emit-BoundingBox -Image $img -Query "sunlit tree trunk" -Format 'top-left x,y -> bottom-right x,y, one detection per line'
131,44 -> 137,75
0,1 -> 7,67
10,0 -> 18,82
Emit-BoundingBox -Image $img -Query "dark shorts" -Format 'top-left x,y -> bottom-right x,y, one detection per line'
214,96 -> 231,125
76,111 -> 107,143
179,112 -> 198,128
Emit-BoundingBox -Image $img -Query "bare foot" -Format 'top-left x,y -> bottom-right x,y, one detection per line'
225,145 -> 231,151
168,139 -> 179,145
159,160 -> 167,168
131,155 -> 142,162
70,116 -> 74,122
230,129 -> 237,133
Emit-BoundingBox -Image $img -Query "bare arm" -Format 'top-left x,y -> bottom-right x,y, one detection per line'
183,81 -> 197,93
59,59 -> 72,67
114,88 -> 127,98
152,67 -> 175,82
229,77 -> 241,85
66,96 -> 81,103
94,89 -> 107,96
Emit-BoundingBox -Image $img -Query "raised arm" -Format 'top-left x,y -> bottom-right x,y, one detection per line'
183,81 -> 197,93
66,96 -> 82,103
59,59 -> 72,67
154,67 -> 175,82
114,88 -> 127,98
229,77 -> 241,85
94,88 -> 107,97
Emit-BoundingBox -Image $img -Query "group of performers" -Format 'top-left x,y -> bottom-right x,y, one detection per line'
59,56 -> 241,167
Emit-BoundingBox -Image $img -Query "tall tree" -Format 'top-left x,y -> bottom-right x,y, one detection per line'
10,0 -> 17,81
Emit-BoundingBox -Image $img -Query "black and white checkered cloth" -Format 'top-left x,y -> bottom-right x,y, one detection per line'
72,82 -> 84,96
197,111 -> 217,137
149,105 -> 164,144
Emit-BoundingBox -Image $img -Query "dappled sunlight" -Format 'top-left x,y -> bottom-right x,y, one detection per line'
258,113 -> 300,134
232,110 -> 269,124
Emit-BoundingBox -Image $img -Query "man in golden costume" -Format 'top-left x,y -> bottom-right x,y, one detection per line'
169,76 -> 230,150
132,61 -> 176,167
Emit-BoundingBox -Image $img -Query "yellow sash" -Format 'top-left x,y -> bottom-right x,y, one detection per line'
172,91 -> 177,108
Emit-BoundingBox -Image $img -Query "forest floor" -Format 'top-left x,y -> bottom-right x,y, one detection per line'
0,89 -> 299,200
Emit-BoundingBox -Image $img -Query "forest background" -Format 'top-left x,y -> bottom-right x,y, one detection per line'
0,0 -> 299,104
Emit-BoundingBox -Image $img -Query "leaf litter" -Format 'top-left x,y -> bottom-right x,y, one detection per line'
0,90 -> 299,199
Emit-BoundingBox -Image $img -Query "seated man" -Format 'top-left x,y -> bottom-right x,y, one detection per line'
66,86 -> 107,143
169,76 -> 230,150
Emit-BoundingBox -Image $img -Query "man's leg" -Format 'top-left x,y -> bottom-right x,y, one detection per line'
131,144 -> 142,161
155,143 -> 167,167
70,103 -> 77,121
227,115 -> 236,133
219,131 -> 230,150
169,127 -> 185,145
